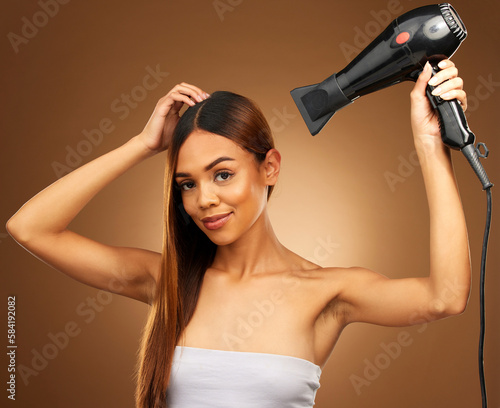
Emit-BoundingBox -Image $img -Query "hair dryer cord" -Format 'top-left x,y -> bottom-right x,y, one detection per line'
461,144 -> 493,190
478,186 -> 492,408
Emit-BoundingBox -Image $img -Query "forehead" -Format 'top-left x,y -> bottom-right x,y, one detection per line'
176,130 -> 252,171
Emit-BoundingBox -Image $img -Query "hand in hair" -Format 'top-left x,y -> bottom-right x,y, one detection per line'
138,83 -> 210,153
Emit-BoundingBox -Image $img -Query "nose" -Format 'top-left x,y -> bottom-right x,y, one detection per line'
197,183 -> 220,209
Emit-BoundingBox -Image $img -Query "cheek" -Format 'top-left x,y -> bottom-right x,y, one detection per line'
223,172 -> 262,208
226,181 -> 254,205
180,194 -> 196,217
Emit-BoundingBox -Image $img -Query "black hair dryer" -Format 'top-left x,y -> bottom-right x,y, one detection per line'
291,3 -> 492,189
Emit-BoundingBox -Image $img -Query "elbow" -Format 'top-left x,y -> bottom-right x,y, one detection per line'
428,291 -> 470,319
5,216 -> 17,240
7,211 -> 63,247
428,269 -> 471,319
6,215 -> 32,246
447,277 -> 472,317
444,297 -> 468,317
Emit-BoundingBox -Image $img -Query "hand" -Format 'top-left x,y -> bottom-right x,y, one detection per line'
138,83 -> 210,153
410,60 -> 467,148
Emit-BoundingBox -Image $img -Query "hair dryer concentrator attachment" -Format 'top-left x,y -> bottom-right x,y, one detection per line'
291,3 -> 467,136
290,74 -> 352,136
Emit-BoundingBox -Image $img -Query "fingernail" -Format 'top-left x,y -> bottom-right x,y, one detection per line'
204,93 -> 210,99
428,76 -> 439,86
196,95 -> 202,102
440,92 -> 452,98
431,86 -> 442,95
438,60 -> 448,69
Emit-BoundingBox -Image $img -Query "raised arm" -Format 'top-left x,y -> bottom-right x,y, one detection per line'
6,83 -> 209,305
323,60 -> 471,327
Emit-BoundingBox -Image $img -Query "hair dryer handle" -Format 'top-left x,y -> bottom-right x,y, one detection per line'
425,65 -> 475,150
425,65 -> 493,189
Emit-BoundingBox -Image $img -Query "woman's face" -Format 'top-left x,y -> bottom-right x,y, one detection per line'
175,130 -> 272,246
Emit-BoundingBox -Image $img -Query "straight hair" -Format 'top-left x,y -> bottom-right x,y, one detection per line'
135,91 -> 275,407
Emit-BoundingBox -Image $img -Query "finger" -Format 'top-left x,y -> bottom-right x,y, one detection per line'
438,59 -> 455,69
169,100 -> 184,114
170,90 -> 197,106
170,83 -> 209,103
153,92 -> 194,120
154,83 -> 210,119
178,82 -> 210,99
439,89 -> 468,111
430,76 -> 464,96
428,66 -> 458,87
411,62 -> 432,100
164,84 -> 202,108
427,59 -> 457,87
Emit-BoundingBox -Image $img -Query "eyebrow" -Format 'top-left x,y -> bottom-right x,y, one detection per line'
175,156 -> 235,178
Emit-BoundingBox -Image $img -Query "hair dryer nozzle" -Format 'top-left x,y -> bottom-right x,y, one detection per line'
290,74 -> 353,135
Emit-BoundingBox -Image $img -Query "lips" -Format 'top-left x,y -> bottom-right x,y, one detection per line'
201,212 -> 232,230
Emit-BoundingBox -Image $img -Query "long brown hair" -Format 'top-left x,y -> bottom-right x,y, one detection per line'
134,91 -> 276,407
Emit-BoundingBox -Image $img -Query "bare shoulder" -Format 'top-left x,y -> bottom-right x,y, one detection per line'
283,252 -> 383,293
288,265 -> 386,319
314,266 -> 389,303
287,264 -> 372,288
278,251 -> 351,315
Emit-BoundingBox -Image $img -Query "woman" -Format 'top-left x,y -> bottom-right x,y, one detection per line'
6,59 -> 470,408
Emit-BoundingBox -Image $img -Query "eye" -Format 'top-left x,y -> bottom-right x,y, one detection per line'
215,171 -> 233,182
178,181 -> 195,191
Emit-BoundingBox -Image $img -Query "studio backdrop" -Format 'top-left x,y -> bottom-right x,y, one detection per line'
2,0 -> 498,407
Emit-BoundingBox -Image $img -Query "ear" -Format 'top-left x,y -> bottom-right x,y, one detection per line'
262,148 -> 281,186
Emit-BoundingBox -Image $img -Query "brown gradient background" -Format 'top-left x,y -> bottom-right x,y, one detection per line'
1,0 -> 499,407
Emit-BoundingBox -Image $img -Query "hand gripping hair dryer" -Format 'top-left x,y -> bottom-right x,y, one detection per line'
291,3 -> 492,189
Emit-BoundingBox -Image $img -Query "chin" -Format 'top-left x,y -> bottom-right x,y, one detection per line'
204,231 -> 238,246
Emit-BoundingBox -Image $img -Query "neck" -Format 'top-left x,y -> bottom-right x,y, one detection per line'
210,209 -> 290,280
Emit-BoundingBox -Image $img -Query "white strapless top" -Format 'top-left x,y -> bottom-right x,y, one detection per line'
166,346 -> 322,407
